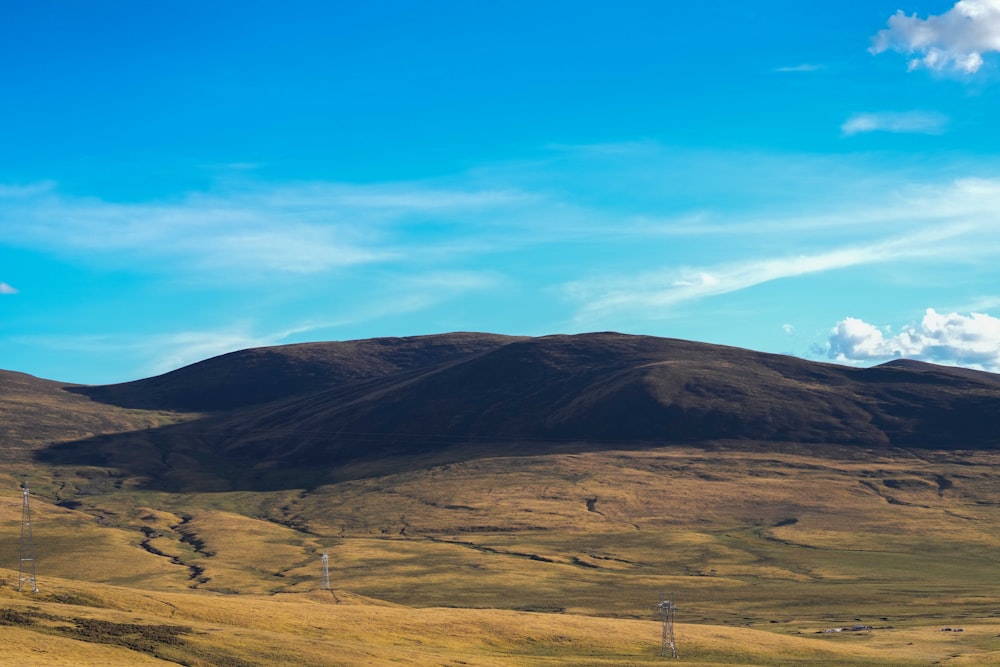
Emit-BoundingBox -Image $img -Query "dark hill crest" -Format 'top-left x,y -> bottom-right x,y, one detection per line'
69,332 -> 522,412
29,332 -> 1000,491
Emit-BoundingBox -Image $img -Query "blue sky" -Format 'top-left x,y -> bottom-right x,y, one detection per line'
4,1 -> 1000,383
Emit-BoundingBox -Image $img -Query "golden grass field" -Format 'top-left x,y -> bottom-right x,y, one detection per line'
3,444 -> 1000,664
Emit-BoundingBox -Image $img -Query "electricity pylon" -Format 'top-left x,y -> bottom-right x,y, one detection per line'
656,591 -> 677,658
18,481 -> 38,593
321,551 -> 331,590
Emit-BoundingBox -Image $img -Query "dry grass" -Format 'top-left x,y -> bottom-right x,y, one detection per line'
1,571 -> 988,666
3,446 -> 1000,663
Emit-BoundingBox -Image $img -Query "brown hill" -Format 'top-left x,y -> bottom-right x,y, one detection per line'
70,332 -> 522,411
0,370 -> 185,464
35,332 -> 1000,490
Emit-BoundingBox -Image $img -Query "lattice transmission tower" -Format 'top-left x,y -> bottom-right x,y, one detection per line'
18,481 -> 38,593
321,551 -> 331,590
656,591 -> 677,658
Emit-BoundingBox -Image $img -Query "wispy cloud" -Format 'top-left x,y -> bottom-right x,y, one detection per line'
0,181 -> 56,198
9,144 -> 1000,378
565,228 -> 958,324
22,324 -> 321,381
0,181 -> 533,280
13,265 -> 509,380
841,111 -> 948,136
774,63 -> 823,73
562,172 -> 1000,326
143,330 -> 282,376
871,0 -> 1000,74
825,309 -> 1000,371
0,282 -> 17,294
961,295 -> 1000,312
398,270 -> 503,293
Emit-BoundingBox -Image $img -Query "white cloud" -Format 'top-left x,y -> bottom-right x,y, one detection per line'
826,309 -> 1000,370
0,282 -> 17,294
671,273 -> 719,288
841,111 -> 947,136
826,318 -> 903,361
871,0 -> 1000,74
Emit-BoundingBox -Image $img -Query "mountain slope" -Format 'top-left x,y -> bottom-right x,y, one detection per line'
0,370 -> 186,464
70,332 -> 522,412
214,333 -> 1000,461
36,332 -> 1000,490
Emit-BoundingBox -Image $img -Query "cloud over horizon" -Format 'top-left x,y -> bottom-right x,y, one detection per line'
826,309 -> 1000,371
0,282 -> 17,294
871,0 -> 1000,74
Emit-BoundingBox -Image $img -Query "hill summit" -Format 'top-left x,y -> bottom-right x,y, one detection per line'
13,331 -> 1000,490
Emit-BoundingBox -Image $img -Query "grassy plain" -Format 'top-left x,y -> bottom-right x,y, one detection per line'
3,444 -> 1000,664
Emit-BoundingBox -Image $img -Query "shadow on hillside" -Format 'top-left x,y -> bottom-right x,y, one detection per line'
39,338 -> 1000,494
37,392 -> 1000,494
37,415 -> 964,495
35,420 -> 651,493
36,420 -> 326,492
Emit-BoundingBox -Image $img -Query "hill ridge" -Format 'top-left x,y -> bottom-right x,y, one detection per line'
19,331 -> 1000,491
